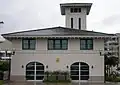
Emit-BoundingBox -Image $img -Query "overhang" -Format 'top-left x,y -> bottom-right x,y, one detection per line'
60,3 -> 92,15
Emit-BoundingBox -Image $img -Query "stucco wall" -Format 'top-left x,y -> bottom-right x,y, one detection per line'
65,8 -> 87,30
10,38 -> 104,82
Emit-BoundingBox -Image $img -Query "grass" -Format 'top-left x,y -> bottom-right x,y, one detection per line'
0,80 -> 3,85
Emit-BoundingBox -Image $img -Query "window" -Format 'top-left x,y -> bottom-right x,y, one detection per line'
22,38 -> 36,50
70,8 -> 81,13
80,39 -> 93,50
74,8 -> 78,12
70,8 -> 73,13
71,18 -> 73,28
78,8 -> 81,12
48,39 -> 68,50
79,18 -> 81,29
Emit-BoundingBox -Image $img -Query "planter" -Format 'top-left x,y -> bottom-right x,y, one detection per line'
43,71 -> 71,83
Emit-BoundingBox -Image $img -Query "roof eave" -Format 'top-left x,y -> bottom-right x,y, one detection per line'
3,35 -> 117,39
60,3 -> 92,15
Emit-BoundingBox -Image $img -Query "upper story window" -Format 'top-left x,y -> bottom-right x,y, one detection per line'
70,8 -> 81,13
22,38 -> 36,50
48,39 -> 68,50
80,39 -> 93,50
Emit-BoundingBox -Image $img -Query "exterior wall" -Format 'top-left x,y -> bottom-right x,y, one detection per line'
65,8 -> 87,30
10,38 -> 104,82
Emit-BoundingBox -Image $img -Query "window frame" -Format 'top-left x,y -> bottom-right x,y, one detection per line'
48,39 -> 68,50
22,38 -> 36,50
80,39 -> 93,50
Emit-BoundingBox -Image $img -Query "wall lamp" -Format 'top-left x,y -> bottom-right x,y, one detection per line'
91,65 -> 94,69
46,65 -> 48,69
66,65 -> 69,69
99,49 -> 104,56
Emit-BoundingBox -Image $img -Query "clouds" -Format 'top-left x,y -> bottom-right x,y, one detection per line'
0,0 -> 120,34
102,14 -> 120,26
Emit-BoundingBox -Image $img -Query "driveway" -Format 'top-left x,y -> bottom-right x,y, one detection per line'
3,82 -> 120,85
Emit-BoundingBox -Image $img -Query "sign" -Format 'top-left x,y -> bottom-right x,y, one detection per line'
56,57 -> 60,63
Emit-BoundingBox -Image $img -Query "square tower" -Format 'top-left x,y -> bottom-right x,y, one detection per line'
60,3 -> 92,30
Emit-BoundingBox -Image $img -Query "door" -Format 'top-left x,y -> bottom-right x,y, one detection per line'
26,62 -> 44,81
70,62 -> 89,82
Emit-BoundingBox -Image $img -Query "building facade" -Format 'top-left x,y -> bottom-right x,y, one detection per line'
2,3 -> 116,82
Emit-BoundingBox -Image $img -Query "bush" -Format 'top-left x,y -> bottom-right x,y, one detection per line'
0,61 -> 9,72
43,71 -> 71,83
106,76 -> 120,82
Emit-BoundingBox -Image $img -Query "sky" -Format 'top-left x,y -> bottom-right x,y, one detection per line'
0,0 -> 120,34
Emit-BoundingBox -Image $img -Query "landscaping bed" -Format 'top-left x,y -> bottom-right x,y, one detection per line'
43,71 -> 71,83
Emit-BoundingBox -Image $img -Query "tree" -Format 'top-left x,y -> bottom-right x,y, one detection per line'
105,54 -> 119,77
0,61 -> 9,72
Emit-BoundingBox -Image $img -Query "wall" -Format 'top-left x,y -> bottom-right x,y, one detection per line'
10,38 -> 104,82
65,8 -> 87,30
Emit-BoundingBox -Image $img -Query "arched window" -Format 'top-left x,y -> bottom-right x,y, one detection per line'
26,62 -> 44,80
70,62 -> 89,81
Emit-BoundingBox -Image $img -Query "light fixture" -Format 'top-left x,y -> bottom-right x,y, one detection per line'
22,65 -> 24,68
66,65 -> 69,69
91,65 -> 94,69
99,49 -> 104,56
46,65 -> 48,68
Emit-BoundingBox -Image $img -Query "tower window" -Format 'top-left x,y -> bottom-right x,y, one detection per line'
71,18 -> 73,28
79,8 -> 81,12
79,18 -> 81,29
70,8 -> 81,13
70,8 -> 73,13
74,8 -> 78,12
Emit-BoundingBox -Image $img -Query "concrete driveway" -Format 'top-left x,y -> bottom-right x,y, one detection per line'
3,82 -> 120,85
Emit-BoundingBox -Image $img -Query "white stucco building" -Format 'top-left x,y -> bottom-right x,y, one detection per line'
2,3 -> 116,82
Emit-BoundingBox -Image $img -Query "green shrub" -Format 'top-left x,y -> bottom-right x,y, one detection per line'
0,61 -> 9,72
43,71 -> 71,83
106,76 -> 120,82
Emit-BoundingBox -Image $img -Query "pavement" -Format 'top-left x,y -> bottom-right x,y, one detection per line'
3,82 -> 120,85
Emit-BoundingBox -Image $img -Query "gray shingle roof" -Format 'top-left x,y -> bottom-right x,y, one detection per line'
2,26 -> 115,37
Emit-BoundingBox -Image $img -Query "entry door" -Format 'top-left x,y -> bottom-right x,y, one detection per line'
26,62 -> 44,81
70,62 -> 89,81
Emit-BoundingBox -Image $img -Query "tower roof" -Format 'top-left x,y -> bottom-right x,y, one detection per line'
60,3 -> 92,15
